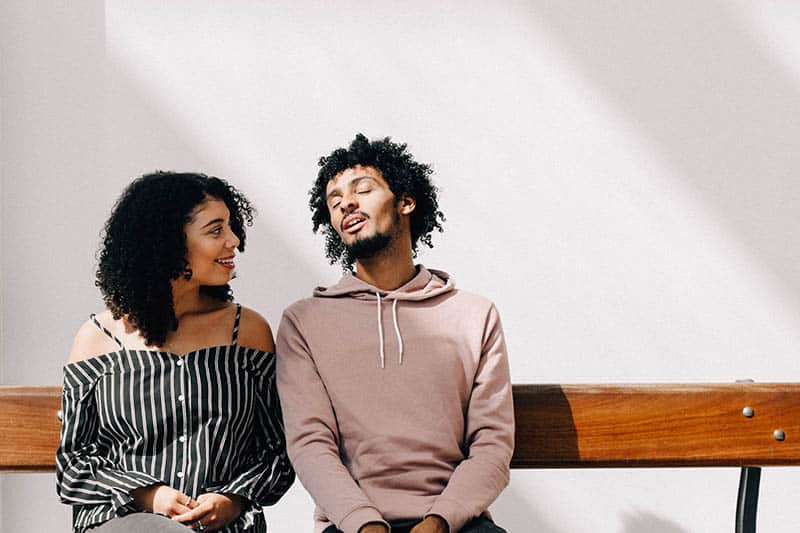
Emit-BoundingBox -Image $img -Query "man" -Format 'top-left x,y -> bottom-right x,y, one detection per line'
276,134 -> 514,533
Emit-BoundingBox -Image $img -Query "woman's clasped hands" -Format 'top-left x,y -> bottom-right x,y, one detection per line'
132,484 -> 245,531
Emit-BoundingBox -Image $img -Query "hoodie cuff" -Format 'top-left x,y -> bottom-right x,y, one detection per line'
427,499 -> 473,533
339,506 -> 387,533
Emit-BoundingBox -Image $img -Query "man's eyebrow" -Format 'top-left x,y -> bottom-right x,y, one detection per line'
326,176 -> 376,200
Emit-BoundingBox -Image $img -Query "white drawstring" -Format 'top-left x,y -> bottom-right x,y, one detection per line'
375,293 -> 404,368
392,299 -> 403,365
376,292 -> 385,369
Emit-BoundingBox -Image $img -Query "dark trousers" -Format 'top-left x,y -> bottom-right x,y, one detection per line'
322,516 -> 506,533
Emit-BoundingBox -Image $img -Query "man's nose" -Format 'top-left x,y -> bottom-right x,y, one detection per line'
340,194 -> 358,213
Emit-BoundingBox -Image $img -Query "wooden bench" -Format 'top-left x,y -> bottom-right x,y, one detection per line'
2,383 -> 799,532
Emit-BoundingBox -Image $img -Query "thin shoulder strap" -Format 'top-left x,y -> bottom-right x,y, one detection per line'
231,304 -> 242,345
89,314 -> 126,350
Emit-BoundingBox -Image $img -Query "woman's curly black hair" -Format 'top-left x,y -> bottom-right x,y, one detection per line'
95,172 -> 255,346
310,133 -> 445,268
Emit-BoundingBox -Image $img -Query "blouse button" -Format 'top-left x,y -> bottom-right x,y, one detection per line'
178,394 -> 185,402
176,472 -> 184,478
179,435 -> 186,443
176,360 -> 183,366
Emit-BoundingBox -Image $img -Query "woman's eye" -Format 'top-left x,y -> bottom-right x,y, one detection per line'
210,227 -> 223,235
357,188 -> 371,194
331,201 -> 341,209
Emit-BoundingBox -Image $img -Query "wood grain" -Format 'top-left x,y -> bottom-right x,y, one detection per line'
0,386 -> 62,472
511,383 -> 800,468
2,384 -> 799,471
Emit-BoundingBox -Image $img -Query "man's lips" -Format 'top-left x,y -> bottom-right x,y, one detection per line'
342,214 -> 368,234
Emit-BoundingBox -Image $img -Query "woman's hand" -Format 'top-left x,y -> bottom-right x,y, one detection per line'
171,492 -> 246,531
131,484 -> 197,517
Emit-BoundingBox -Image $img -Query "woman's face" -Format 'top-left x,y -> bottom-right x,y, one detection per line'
183,196 -> 240,286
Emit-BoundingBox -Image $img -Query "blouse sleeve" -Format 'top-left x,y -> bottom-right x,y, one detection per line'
55,361 -> 163,513
208,354 -> 295,506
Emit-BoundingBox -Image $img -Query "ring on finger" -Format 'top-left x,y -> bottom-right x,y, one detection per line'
196,520 -> 206,531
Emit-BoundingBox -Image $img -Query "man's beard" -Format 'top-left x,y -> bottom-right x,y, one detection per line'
345,232 -> 393,260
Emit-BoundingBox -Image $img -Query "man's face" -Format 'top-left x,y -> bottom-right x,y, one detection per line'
325,165 -> 406,259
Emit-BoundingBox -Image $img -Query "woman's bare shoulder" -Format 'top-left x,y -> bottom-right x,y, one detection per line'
67,311 -> 121,363
236,305 -> 275,353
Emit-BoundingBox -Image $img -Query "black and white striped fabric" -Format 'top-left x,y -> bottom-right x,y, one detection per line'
56,304 -> 294,533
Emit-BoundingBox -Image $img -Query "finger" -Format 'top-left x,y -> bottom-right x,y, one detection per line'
193,517 -> 217,532
199,516 -> 220,532
176,492 -> 198,507
171,503 -> 211,524
200,515 -> 217,531
168,503 -> 194,517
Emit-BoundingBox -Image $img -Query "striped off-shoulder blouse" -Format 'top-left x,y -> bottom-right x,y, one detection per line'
56,304 -> 295,533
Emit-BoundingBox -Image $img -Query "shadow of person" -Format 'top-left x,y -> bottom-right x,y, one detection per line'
490,481 -> 564,533
621,511 -> 691,533
512,384 -> 579,468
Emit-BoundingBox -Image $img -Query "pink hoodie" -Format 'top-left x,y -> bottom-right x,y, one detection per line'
276,266 -> 514,533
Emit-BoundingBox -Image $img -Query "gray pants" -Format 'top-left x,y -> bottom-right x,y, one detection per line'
87,513 -> 193,532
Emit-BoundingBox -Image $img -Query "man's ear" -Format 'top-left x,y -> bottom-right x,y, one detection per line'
398,194 -> 416,215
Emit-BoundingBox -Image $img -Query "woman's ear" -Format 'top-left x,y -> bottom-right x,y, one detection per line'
398,194 -> 416,215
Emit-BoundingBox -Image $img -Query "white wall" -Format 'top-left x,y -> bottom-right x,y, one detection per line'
0,22 -> 4,526
2,1 -> 799,531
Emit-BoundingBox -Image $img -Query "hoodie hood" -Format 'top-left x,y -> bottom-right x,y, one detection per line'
313,264 -> 455,301
312,265 -> 455,369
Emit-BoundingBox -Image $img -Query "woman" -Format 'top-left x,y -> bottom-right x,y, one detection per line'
56,172 -> 294,533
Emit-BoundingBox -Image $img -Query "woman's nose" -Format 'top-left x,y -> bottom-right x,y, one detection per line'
226,228 -> 240,249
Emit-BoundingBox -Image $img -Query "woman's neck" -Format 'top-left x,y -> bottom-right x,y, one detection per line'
171,280 -> 212,319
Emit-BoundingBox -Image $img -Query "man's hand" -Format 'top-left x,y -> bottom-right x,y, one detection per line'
131,484 -> 196,517
359,523 -> 389,533
171,492 -> 246,531
410,515 -> 449,533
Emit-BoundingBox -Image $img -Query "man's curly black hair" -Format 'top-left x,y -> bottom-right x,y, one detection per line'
95,171 -> 255,346
310,133 -> 445,268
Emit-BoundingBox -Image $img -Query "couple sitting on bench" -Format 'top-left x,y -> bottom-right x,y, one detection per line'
56,134 -> 514,533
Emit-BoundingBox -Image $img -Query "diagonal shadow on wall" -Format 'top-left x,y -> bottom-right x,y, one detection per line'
527,1 -> 800,302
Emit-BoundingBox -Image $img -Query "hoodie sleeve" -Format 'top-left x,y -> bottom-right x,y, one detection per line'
426,304 -> 515,532
276,308 -> 389,533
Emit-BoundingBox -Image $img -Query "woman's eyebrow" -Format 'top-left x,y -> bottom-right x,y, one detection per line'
199,217 -> 225,229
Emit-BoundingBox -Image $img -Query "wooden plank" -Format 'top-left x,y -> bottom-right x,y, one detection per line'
0,386 -> 61,472
511,383 -> 800,468
3,384 -> 800,471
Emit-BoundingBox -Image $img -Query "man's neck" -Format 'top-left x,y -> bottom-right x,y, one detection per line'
354,254 -> 417,292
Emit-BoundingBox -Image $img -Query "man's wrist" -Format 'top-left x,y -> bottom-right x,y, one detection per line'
359,522 -> 389,533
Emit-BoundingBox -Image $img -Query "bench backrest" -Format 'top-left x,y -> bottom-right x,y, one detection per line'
0,387 -> 61,471
2,384 -> 799,471
511,383 -> 800,468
